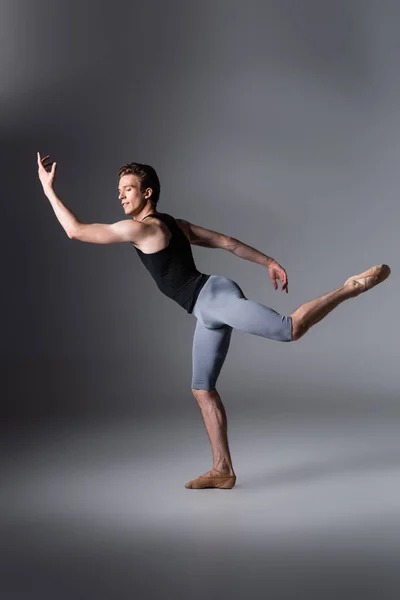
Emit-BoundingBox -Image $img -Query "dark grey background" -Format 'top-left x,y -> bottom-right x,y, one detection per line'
1,1 -> 399,598
2,0 -> 398,421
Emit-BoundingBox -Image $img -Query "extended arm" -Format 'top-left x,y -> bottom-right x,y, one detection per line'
44,185 -> 139,242
228,236 -> 289,292
177,219 -> 273,265
37,152 -> 142,244
178,219 -> 288,292
42,185 -> 81,239
228,238 -> 274,267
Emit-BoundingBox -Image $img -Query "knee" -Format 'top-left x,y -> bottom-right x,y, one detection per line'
291,330 -> 303,341
192,387 -> 217,406
192,387 -> 216,396
279,315 -> 298,342
290,317 -> 306,341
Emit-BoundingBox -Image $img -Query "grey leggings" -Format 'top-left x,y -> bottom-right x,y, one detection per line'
191,275 -> 293,390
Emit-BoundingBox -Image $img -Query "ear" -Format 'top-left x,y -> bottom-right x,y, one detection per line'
144,187 -> 153,199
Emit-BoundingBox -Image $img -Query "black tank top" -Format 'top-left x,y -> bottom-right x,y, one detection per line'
133,212 -> 210,313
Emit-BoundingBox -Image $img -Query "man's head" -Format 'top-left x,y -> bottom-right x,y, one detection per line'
118,162 -> 160,217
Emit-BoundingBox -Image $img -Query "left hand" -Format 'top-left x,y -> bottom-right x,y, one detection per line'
267,259 -> 288,293
37,152 -> 57,191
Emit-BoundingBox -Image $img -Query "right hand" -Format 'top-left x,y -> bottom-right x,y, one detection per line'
37,152 -> 57,191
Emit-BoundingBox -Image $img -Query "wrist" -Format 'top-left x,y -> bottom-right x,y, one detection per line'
43,185 -> 55,198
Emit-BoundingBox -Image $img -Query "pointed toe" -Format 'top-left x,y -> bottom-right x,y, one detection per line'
345,264 -> 391,294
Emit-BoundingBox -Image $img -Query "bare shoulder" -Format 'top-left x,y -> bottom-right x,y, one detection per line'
111,218 -> 158,243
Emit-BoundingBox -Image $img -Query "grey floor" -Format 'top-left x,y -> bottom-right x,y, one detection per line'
1,413 -> 400,599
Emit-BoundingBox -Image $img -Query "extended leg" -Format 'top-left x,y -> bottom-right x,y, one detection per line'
291,285 -> 353,340
291,264 -> 391,340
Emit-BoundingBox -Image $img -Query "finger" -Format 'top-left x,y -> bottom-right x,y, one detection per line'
51,162 -> 57,174
37,153 -> 47,167
38,155 -> 51,170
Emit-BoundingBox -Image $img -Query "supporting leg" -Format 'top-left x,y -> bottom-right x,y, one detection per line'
192,388 -> 234,474
185,388 -> 236,489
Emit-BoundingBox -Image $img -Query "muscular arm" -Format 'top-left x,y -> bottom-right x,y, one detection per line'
44,186 -> 141,243
178,218 -> 288,292
177,219 -> 273,266
228,237 -> 274,267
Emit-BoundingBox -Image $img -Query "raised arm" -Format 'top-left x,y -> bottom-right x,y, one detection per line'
37,152 -> 144,244
177,218 -> 288,292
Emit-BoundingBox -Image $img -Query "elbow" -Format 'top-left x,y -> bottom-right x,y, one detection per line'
68,223 -> 83,240
225,236 -> 238,251
68,228 -> 79,240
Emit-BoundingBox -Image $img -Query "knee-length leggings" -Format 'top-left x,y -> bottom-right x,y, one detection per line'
191,275 -> 293,390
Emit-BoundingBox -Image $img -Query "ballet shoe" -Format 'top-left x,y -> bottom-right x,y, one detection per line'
185,469 -> 236,489
344,264 -> 391,295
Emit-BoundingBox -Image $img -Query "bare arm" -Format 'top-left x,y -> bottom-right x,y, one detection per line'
177,219 -> 273,265
42,184 -> 80,238
228,238 -> 273,267
44,185 -> 140,243
178,218 -> 288,292
38,152 -> 143,244
227,237 -> 288,292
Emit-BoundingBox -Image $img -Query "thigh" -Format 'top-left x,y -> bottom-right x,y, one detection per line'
193,274 -> 292,343
191,319 -> 233,391
221,296 -> 293,341
206,279 -> 292,342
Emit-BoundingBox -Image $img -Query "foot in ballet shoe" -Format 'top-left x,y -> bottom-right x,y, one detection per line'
344,264 -> 391,296
185,468 -> 236,489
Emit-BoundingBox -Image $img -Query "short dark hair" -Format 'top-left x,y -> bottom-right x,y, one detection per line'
118,162 -> 161,206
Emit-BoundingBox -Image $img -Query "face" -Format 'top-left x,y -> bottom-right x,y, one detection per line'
118,174 -> 152,216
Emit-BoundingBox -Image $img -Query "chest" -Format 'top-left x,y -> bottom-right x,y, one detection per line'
132,219 -> 190,255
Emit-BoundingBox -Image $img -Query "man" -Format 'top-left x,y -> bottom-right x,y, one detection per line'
37,152 -> 391,490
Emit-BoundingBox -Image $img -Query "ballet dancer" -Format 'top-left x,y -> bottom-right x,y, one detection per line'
37,152 -> 391,489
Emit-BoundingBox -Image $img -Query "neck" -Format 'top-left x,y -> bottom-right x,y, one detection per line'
134,205 -> 158,222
